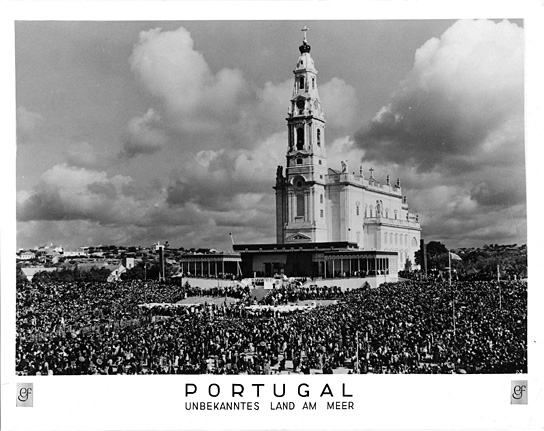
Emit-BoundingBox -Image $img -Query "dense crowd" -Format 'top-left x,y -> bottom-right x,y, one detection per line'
15,278 -> 526,375
182,283 -> 250,300
259,284 -> 349,305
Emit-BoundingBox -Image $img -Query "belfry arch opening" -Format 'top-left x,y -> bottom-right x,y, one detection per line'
296,128 -> 304,150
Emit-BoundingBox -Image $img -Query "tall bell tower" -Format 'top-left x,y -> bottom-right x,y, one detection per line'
275,27 -> 329,244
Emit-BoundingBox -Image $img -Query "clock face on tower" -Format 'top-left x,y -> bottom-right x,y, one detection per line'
296,99 -> 305,110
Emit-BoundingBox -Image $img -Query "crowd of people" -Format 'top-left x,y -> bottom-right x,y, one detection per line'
259,284 -> 349,305
181,283 -> 250,300
15,278 -> 526,375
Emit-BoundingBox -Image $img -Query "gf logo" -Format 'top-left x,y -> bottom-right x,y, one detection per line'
16,383 -> 33,407
511,380 -> 527,405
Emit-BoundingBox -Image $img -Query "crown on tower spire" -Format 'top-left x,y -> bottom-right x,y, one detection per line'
299,26 -> 311,54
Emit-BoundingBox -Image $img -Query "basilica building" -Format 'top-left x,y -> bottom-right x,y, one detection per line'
234,30 -> 421,280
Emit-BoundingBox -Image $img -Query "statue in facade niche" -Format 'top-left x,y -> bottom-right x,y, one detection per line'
341,160 -> 348,173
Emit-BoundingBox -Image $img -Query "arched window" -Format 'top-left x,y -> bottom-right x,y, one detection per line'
296,194 -> 304,217
405,234 -> 408,246
317,129 -> 321,146
312,77 -> 315,89
384,233 -> 388,244
412,237 -> 418,247
364,205 -> 368,217
389,233 -> 393,243
356,204 -> 360,216
356,231 -> 361,245
320,194 -> 323,204
320,209 -> 323,218
296,128 -> 304,150
395,233 -> 398,245
369,205 -> 373,218
394,210 -> 398,220
299,77 -> 305,90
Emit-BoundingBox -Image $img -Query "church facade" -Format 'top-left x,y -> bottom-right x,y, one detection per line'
273,32 -> 421,269
232,30 -> 421,279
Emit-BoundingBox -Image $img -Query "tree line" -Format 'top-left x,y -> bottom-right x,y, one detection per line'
414,241 -> 527,280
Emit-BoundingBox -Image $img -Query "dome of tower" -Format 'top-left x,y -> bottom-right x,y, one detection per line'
295,52 -> 315,72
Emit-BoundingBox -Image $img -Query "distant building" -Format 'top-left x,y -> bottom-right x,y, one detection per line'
63,248 -> 88,257
122,257 -> 135,270
17,251 -> 36,261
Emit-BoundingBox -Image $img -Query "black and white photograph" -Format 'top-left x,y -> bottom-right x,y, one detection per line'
2,1 -> 543,430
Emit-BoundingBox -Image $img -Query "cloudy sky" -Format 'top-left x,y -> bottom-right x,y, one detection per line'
15,19 -> 526,251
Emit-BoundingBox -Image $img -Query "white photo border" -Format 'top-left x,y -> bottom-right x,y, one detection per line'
2,1 -> 543,430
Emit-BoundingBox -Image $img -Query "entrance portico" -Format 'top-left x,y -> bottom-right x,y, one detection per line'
233,242 -> 398,280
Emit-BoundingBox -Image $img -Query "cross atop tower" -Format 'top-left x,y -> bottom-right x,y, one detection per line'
301,26 -> 309,42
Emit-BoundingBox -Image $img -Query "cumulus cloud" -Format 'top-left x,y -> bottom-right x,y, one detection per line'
356,19 -> 523,173
129,26 -> 358,153
120,109 -> 169,158
353,19 -> 525,246
130,27 -> 249,137
18,164 -> 137,223
66,142 -> 101,168
165,132 -> 284,213
326,136 -> 366,174
17,107 -> 43,143
16,144 -> 281,248
319,78 -> 360,133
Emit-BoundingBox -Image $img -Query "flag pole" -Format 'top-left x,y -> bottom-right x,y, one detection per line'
497,264 -> 502,311
449,251 -> 452,287
449,252 -> 456,337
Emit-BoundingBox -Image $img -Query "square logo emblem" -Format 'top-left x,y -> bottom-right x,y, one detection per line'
16,383 -> 33,407
511,380 -> 527,405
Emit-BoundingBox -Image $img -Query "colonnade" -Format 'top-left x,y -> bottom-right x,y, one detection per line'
179,256 -> 241,278
323,255 -> 391,278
